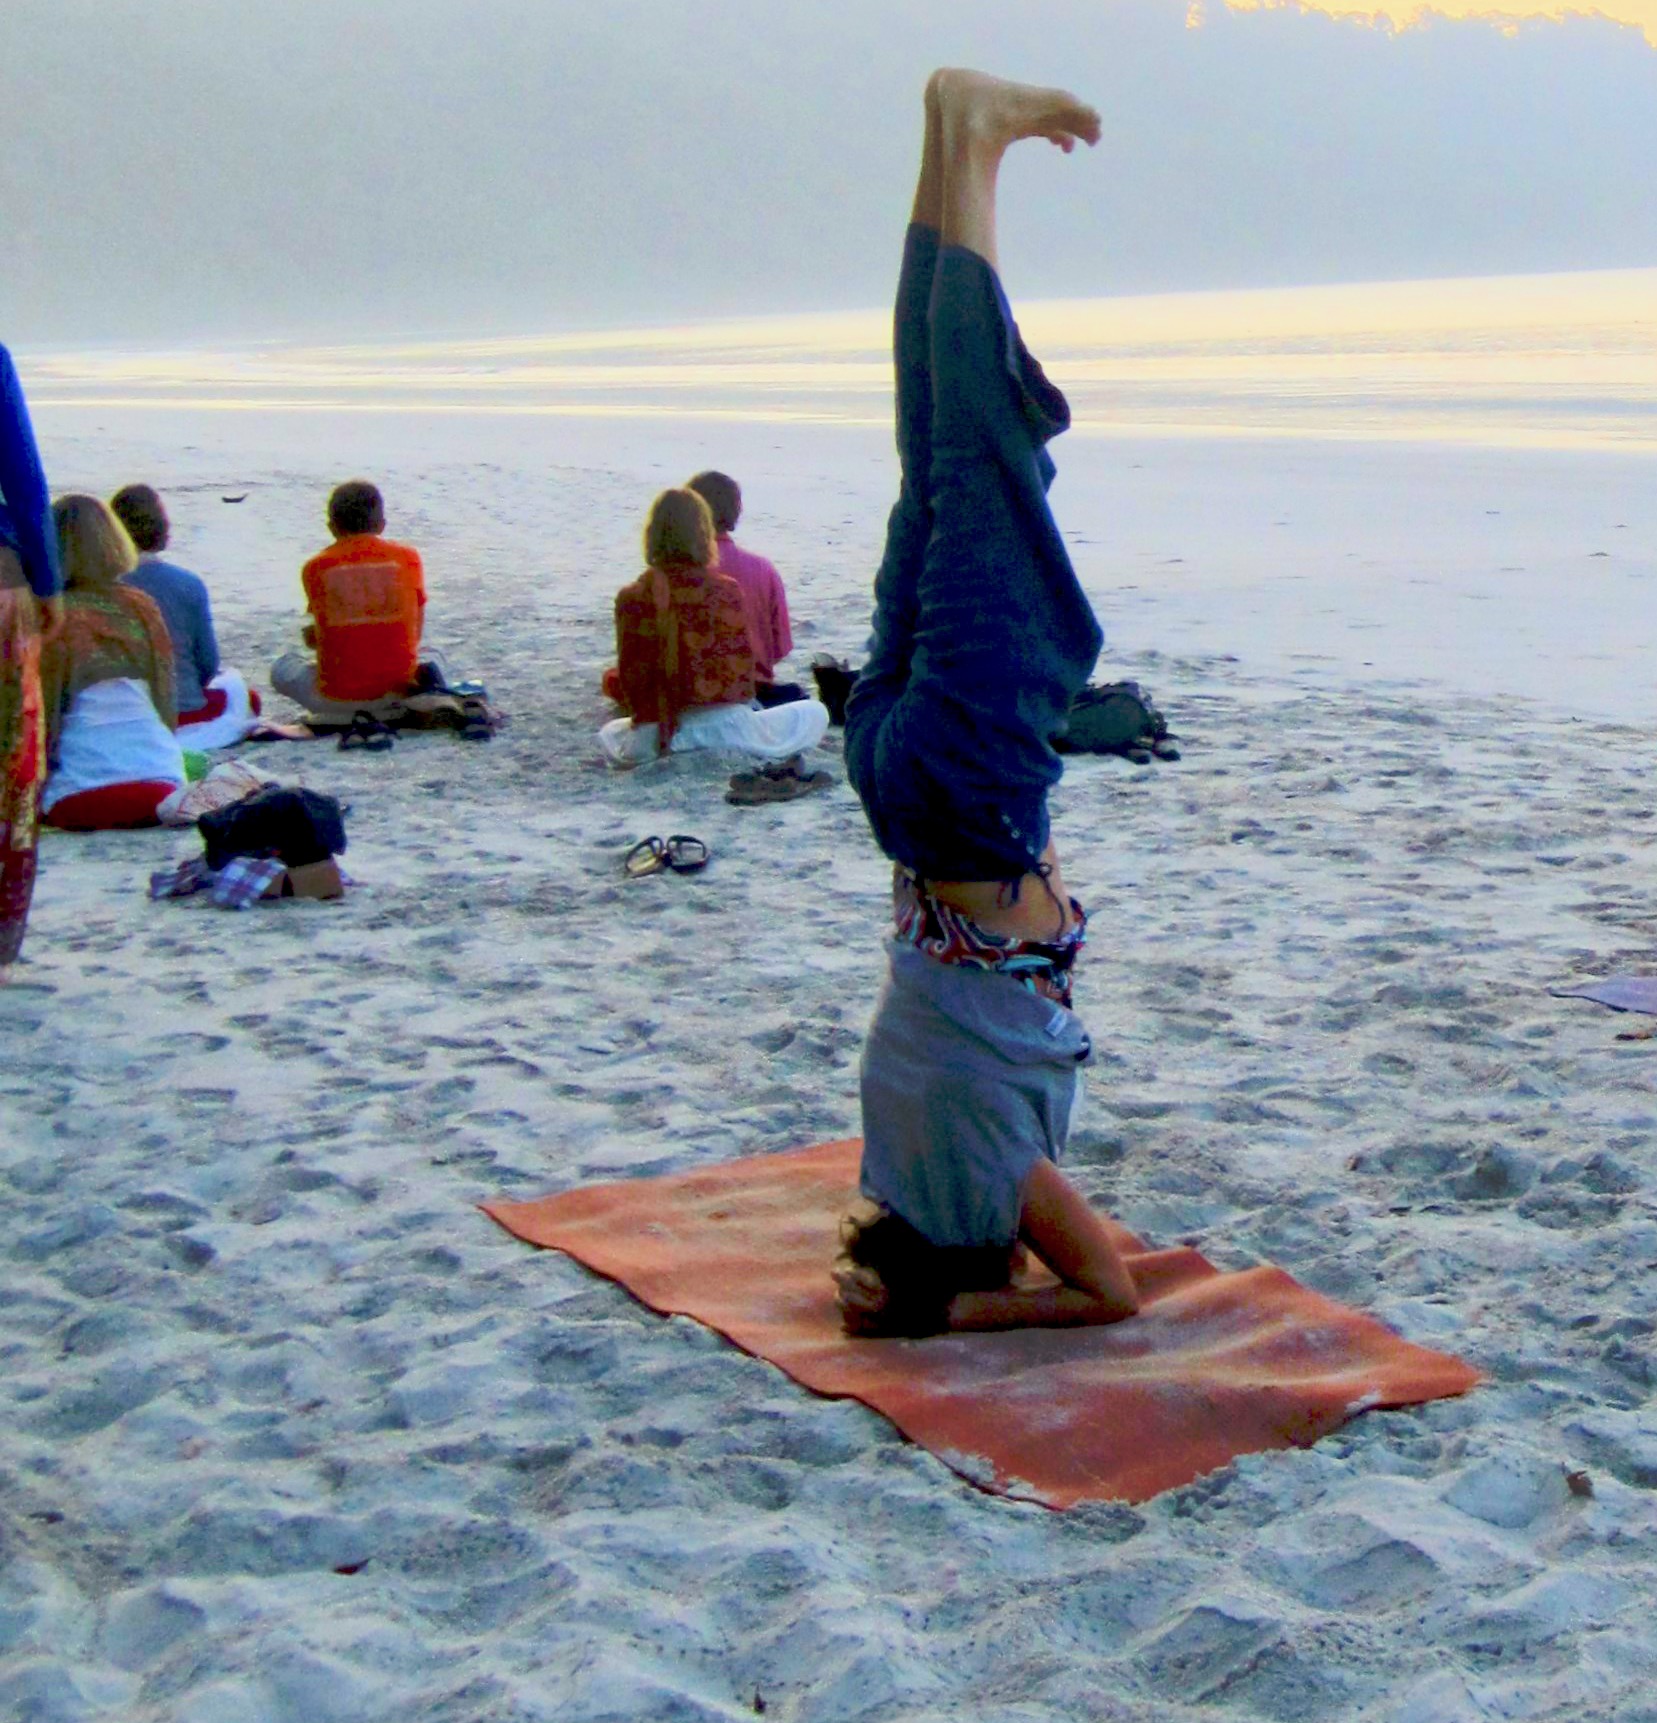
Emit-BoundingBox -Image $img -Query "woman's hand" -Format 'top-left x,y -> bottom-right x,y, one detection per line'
34,593 -> 64,641
834,1263 -> 894,1335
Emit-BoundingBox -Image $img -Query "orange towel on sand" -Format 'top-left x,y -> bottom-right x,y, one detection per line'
482,1140 -> 1478,1507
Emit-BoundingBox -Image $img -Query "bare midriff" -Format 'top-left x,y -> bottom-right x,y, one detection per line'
926,840 -> 1074,941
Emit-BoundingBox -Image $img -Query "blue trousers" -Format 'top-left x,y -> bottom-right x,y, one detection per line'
844,226 -> 1103,883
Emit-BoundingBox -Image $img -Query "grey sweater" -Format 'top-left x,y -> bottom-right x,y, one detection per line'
858,941 -> 1091,1248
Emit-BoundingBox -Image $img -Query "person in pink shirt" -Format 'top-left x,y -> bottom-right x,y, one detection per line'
686,471 -> 804,707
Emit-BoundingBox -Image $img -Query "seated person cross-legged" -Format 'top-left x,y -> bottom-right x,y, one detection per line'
598,487 -> 828,768
270,480 -> 426,724
40,495 -> 185,831
685,469 -> 805,708
110,483 -> 259,750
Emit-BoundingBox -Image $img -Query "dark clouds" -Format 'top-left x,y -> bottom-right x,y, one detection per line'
3,0 -> 1654,342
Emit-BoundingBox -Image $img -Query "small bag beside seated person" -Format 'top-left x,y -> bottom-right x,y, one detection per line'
598,488 -> 828,768
110,483 -> 259,749
39,495 -> 185,831
269,479 -> 426,724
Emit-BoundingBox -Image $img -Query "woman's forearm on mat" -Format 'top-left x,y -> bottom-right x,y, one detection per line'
945,1285 -> 1137,1331
1017,1159 -> 1141,1316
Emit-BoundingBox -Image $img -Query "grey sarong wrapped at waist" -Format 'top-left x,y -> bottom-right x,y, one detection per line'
858,940 -> 1092,1249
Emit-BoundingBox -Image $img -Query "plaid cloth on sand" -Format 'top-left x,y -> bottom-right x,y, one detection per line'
149,854 -> 288,910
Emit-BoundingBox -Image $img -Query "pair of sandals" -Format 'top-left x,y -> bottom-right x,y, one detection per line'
623,834 -> 710,878
725,755 -> 835,806
336,696 -> 496,750
1122,737 -> 1182,765
338,711 -> 395,752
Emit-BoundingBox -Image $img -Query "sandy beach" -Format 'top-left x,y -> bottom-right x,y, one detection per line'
4,391 -> 1657,1721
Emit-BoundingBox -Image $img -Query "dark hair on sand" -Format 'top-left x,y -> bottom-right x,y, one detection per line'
328,479 -> 386,537
109,484 -> 169,553
837,1204 -> 1015,1338
686,470 -> 741,535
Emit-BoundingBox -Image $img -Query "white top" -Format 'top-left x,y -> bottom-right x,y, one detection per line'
41,677 -> 187,813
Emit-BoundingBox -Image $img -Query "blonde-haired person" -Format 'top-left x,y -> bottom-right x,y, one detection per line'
38,494 -> 185,830
599,487 -> 828,768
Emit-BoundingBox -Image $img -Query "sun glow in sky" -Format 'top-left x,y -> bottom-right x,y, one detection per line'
30,266 -> 1657,453
1220,0 -> 1657,45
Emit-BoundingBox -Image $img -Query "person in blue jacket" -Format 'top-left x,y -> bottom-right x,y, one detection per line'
1,343 -> 64,975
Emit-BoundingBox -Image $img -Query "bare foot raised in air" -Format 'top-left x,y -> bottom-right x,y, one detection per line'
929,67 -> 1101,156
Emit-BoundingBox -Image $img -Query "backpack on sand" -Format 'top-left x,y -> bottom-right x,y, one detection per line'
197,785 -> 348,871
1054,681 -> 1180,763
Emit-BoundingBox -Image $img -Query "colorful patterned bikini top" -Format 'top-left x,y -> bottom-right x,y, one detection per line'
892,867 -> 1086,1008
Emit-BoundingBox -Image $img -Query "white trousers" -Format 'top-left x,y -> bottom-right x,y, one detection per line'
41,678 -> 186,813
599,699 -> 829,768
175,669 -> 258,751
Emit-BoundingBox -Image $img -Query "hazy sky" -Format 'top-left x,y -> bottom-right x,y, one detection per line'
3,0 -> 1655,345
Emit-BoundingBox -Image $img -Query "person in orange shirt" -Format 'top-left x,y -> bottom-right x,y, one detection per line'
270,480 -> 426,722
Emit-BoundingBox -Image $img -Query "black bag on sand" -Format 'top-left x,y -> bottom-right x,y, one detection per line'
198,785 -> 348,870
1054,681 -> 1180,762
811,654 -> 858,727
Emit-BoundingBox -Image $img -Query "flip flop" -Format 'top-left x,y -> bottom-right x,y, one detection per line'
458,695 -> 496,741
663,834 -> 709,873
338,712 -> 395,752
624,837 -> 668,878
623,835 -> 710,877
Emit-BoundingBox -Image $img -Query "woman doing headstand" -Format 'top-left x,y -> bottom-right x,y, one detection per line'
838,70 -> 1141,1337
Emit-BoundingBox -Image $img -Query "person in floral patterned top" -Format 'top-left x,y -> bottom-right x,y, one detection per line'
599,488 -> 827,767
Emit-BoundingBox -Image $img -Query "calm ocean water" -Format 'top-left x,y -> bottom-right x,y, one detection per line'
27,266 -> 1657,453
